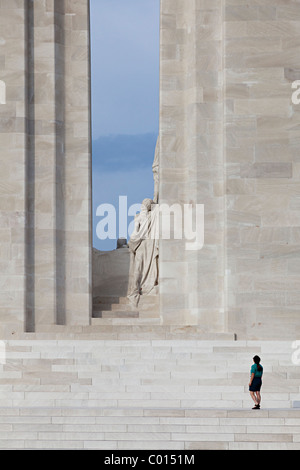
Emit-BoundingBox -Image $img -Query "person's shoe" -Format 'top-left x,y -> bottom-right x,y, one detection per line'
252,404 -> 260,409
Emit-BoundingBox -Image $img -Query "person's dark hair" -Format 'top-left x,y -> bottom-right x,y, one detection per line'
253,355 -> 262,371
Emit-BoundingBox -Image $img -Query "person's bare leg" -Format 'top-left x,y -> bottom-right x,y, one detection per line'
256,392 -> 261,405
250,391 -> 258,406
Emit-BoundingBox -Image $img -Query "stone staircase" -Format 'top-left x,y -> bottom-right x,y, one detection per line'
93,295 -> 140,319
92,290 -> 161,325
0,338 -> 299,449
0,407 -> 300,450
92,246 -> 161,325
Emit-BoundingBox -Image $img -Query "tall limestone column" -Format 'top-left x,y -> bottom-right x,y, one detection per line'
0,0 -> 92,334
66,0 -> 93,327
224,0 -> 300,339
29,0 -> 57,329
31,0 -> 92,330
159,0 -> 226,331
0,0 -> 27,335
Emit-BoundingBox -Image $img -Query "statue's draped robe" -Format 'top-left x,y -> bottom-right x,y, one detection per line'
127,204 -> 159,306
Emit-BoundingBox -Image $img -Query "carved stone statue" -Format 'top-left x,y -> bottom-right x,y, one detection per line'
127,198 -> 159,307
127,138 -> 160,307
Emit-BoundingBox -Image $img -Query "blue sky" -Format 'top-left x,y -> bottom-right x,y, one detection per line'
90,0 -> 160,251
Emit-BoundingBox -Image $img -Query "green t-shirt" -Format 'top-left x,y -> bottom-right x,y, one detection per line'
251,363 -> 263,378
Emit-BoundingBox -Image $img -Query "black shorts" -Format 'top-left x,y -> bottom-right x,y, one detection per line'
249,377 -> 262,392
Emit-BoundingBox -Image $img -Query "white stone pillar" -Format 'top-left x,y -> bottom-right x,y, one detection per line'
32,0 -> 57,327
0,0 -> 27,335
224,0 -> 300,339
0,0 -> 92,334
159,0 -> 226,331
63,0 -> 92,326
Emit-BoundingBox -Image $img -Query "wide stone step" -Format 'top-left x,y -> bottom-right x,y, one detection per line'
91,317 -> 162,325
92,310 -> 161,321
0,408 -> 300,449
28,325 -> 236,341
93,295 -> 159,310
93,295 -> 159,306
93,303 -> 137,312
93,304 -> 159,314
93,310 -> 139,319
93,296 -> 121,304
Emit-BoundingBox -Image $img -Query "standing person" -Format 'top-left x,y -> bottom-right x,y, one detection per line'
249,355 -> 263,409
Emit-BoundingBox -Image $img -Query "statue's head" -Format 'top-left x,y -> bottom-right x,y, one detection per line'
141,198 -> 154,212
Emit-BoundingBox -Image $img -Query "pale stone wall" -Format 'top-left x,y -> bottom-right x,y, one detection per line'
159,0 -> 300,339
159,0 -> 225,331
0,0 -> 27,334
224,0 -> 300,339
1,0 -> 300,340
0,0 -> 92,334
